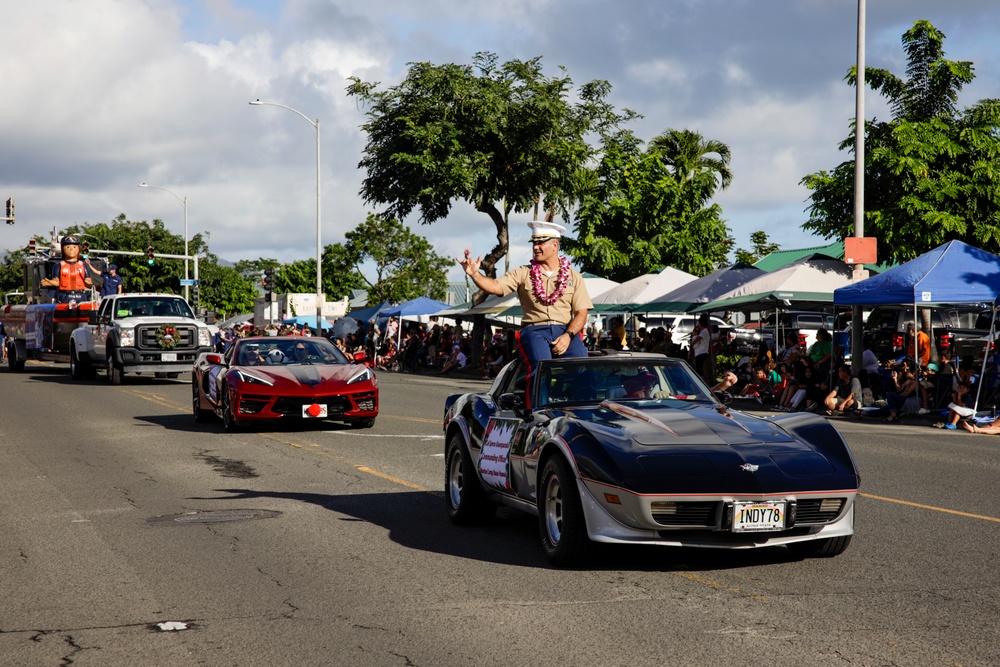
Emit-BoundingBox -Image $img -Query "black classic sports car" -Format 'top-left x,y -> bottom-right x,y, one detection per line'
193,336 -> 378,432
443,351 -> 858,566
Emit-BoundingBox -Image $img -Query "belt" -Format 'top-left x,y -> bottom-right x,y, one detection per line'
522,321 -> 569,328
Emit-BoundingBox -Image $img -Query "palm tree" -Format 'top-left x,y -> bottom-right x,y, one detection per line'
649,128 -> 733,208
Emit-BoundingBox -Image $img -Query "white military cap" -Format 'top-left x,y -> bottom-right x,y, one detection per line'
527,220 -> 566,241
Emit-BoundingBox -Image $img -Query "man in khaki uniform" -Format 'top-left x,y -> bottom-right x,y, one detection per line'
458,221 -> 592,401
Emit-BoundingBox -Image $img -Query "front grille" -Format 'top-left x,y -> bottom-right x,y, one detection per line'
272,395 -> 352,416
355,392 -> 377,412
137,325 -> 198,350
650,501 -> 720,527
239,395 -> 270,415
792,498 -> 846,525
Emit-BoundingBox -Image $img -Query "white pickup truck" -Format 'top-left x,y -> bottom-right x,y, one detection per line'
70,293 -> 213,384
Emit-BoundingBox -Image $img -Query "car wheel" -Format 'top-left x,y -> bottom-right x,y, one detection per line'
106,348 -> 123,385
349,417 -> 376,429
787,535 -> 852,559
445,435 -> 496,525
70,343 -> 85,381
221,385 -> 240,432
192,378 -> 211,423
538,455 -> 592,566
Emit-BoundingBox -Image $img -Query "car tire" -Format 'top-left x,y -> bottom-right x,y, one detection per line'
106,348 -> 123,385
192,378 -> 211,423
787,535 -> 852,558
445,435 -> 496,525
349,417 -> 376,429
221,385 -> 240,432
538,454 -> 592,566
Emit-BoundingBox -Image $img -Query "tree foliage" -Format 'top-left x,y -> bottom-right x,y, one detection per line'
801,20 -> 1000,263
342,213 -> 451,304
735,231 -> 780,265
563,128 -> 734,280
347,52 -> 637,286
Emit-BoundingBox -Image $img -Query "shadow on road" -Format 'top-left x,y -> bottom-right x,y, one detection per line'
189,487 -> 799,571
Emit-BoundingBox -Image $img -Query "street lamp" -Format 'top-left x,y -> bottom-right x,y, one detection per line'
138,182 -> 190,302
249,98 -> 323,334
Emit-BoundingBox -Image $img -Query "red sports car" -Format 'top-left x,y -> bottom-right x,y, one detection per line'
192,336 -> 378,432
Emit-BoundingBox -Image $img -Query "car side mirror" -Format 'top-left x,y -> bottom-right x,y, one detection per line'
497,392 -> 525,411
714,390 -> 733,406
353,351 -> 367,364
205,353 -> 224,365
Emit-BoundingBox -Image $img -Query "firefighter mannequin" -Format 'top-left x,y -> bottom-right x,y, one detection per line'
40,235 -> 93,304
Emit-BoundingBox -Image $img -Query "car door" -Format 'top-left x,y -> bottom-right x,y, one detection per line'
93,299 -> 112,360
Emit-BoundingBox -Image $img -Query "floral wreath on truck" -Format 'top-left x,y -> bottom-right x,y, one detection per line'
156,324 -> 178,349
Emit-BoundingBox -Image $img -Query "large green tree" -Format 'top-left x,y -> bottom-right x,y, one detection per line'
341,213 -> 451,304
801,20 -> 1000,262
346,52 -> 637,287
563,128 -> 733,280
735,231 -> 780,265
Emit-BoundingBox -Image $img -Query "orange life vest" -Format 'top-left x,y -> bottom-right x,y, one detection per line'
59,261 -> 88,291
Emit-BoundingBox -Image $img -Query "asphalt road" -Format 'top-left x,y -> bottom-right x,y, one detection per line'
1,363 -> 998,667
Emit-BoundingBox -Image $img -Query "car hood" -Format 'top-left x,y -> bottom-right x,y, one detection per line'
233,363 -> 371,388
551,402 -> 798,448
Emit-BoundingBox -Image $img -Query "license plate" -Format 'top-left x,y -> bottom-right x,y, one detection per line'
302,404 -> 328,418
161,353 -> 177,362
732,501 -> 786,533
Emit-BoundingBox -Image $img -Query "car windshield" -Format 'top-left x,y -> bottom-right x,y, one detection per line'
115,297 -> 194,319
233,338 -> 350,367
534,358 -> 716,407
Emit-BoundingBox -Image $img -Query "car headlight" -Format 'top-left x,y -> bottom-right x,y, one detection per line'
347,366 -> 373,385
198,328 -> 212,346
119,328 -> 135,347
233,369 -> 274,386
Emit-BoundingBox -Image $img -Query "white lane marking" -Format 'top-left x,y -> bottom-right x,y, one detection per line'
328,433 -> 444,440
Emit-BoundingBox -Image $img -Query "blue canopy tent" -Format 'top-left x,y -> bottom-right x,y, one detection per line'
834,240 -> 1000,413
638,263 -> 765,313
379,296 -> 453,350
380,296 -> 452,319
347,300 -> 392,323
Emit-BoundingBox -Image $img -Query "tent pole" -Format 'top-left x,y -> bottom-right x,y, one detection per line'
972,302 -> 996,414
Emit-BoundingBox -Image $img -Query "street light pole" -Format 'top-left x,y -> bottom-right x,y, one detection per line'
249,99 -> 323,334
138,183 -> 190,302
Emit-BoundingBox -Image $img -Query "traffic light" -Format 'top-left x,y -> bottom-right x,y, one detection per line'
5,198 -> 13,224
192,284 -> 200,306
81,241 -> 89,259
147,247 -> 154,265
263,267 -> 275,294
28,238 -> 36,256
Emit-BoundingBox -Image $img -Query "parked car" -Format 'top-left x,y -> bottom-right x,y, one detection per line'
635,314 -> 733,352
192,336 -> 378,432
732,311 -> 835,356
443,351 -> 859,566
862,306 -> 983,361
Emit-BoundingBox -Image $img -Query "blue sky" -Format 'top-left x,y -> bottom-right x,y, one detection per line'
2,0 -> 997,285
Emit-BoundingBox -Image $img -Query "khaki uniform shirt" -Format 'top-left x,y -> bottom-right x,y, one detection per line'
497,262 -> 593,327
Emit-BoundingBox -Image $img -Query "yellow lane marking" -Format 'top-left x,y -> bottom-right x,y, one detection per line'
356,466 -> 430,491
672,571 -> 768,602
860,492 -> 1000,523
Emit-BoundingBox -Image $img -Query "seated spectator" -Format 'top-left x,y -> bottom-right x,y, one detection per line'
962,416 -> 1000,434
936,380 -> 975,430
884,365 -> 930,422
824,364 -> 862,415
438,342 -> 468,375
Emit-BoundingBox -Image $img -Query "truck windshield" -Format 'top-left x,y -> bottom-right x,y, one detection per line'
114,298 -> 194,319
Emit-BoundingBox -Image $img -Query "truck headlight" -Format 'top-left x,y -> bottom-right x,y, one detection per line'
119,328 -> 135,346
198,328 -> 211,346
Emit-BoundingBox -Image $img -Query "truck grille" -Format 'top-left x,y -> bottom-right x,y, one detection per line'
137,325 -> 199,350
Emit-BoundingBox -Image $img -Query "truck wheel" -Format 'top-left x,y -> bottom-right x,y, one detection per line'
8,343 -> 25,372
106,348 -> 123,385
70,343 -> 87,381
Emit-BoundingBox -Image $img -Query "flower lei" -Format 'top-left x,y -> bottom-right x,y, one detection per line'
530,256 -> 571,306
156,324 -> 178,350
